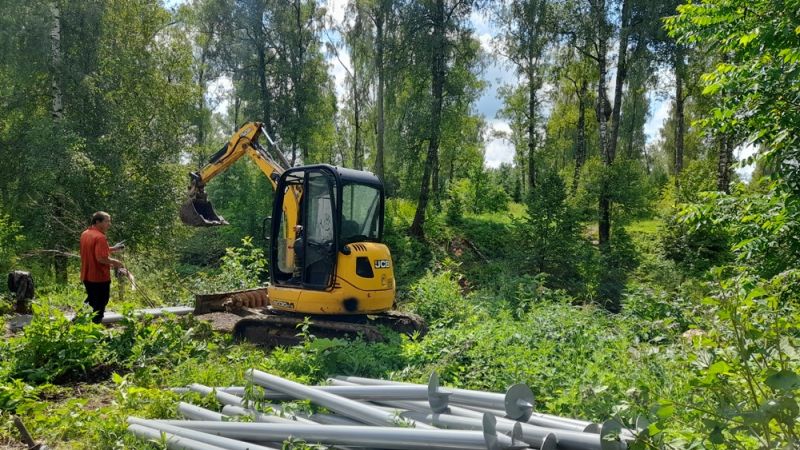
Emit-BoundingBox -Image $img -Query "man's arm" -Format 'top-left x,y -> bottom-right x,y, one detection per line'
97,255 -> 123,269
95,237 -> 123,268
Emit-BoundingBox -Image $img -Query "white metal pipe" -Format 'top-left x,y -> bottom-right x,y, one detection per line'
128,418 -> 279,450
331,374 -> 534,420
220,405 -> 316,424
178,402 -> 227,421
308,412 -> 365,426
102,306 -> 194,324
127,424 -> 228,450
246,369 -> 436,429
369,402 -> 625,450
172,386 -> 246,396
147,416 -> 528,450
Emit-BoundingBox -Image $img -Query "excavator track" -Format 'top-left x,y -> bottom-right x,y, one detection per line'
232,315 -> 383,347
231,310 -> 427,347
195,288 -> 427,347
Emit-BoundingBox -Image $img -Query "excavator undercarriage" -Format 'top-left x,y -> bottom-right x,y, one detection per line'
193,288 -> 426,347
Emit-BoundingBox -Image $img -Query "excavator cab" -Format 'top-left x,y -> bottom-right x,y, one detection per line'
270,165 -> 385,295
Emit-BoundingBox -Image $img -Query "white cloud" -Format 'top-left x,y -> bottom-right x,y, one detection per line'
208,75 -> 232,115
735,143 -> 757,181
484,120 -> 515,168
644,97 -> 670,143
324,0 -> 348,25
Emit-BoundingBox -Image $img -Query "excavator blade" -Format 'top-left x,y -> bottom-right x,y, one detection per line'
180,198 -> 228,227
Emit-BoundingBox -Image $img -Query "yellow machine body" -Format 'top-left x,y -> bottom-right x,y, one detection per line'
268,242 -> 395,314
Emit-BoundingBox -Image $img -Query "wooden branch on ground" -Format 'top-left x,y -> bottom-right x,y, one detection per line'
463,238 -> 489,263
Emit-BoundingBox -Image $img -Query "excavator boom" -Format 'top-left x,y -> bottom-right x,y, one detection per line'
180,122 -> 293,227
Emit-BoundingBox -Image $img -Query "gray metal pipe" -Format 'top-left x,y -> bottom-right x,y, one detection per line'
127,424 -> 228,450
245,384 -> 436,401
128,418 -> 279,450
331,374 -> 534,420
147,414 -> 528,450
334,375 -> 615,435
456,404 -> 592,433
246,369 -> 435,429
220,405 -> 316,424
308,412 -> 365,426
332,375 -> 414,385
400,410 -> 557,450
367,401 -> 625,450
178,402 -> 227,421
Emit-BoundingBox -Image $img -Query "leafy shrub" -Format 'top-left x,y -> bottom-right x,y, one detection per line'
0,209 -> 23,274
647,268 -> 800,448
191,236 -> 268,293
407,270 -> 475,326
107,314 -> 214,372
512,171 -> 590,293
447,177 -> 510,216
661,208 -> 730,275
6,305 -> 109,384
595,228 -> 638,312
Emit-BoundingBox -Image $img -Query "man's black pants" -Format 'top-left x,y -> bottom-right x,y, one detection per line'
83,281 -> 111,324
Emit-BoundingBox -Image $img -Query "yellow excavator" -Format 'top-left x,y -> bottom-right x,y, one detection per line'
180,122 -> 425,346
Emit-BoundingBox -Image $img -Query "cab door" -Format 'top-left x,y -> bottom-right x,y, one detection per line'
302,169 -> 337,289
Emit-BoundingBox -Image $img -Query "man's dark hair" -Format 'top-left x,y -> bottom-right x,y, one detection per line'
91,211 -> 111,225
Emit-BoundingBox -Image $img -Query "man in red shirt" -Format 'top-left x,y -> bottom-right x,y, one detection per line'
80,211 -> 124,323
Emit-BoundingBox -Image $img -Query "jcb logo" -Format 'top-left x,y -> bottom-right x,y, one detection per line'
374,259 -> 391,269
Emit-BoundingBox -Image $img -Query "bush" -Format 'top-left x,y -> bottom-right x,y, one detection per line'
0,208 -> 24,274
407,270 -> 475,327
191,236 -> 268,293
512,171 -> 590,293
7,305 -> 108,384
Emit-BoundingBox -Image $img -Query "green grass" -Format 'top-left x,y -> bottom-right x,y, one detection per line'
626,218 -> 663,235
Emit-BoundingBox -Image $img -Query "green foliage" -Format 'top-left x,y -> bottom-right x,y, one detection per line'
407,270 -> 475,327
574,157 -> 652,223
0,208 -> 23,274
191,237 -> 268,293
595,228 -> 639,312
7,305 -> 108,384
646,269 -> 800,448
666,0 -> 800,193
513,171 -> 589,292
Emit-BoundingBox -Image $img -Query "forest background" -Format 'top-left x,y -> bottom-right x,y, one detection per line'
1,0 -> 799,448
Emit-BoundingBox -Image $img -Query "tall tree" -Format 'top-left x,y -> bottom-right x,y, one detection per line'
495,0 -> 553,190
408,0 -> 480,238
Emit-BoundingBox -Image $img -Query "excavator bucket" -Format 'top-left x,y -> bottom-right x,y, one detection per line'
179,198 -> 228,227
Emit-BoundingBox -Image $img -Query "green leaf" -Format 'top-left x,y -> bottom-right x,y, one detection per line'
709,425 -> 725,444
656,403 -> 675,419
707,361 -> 731,375
765,370 -> 800,391
738,31 -> 758,46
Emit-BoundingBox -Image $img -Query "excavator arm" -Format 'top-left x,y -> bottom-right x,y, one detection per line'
180,122 -> 298,227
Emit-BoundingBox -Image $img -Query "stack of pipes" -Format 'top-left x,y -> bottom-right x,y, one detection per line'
128,370 -> 644,450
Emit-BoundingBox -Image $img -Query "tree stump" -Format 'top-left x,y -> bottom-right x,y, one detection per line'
7,271 -> 35,314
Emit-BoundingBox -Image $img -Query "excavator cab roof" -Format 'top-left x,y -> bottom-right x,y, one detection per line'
281,164 -> 382,189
